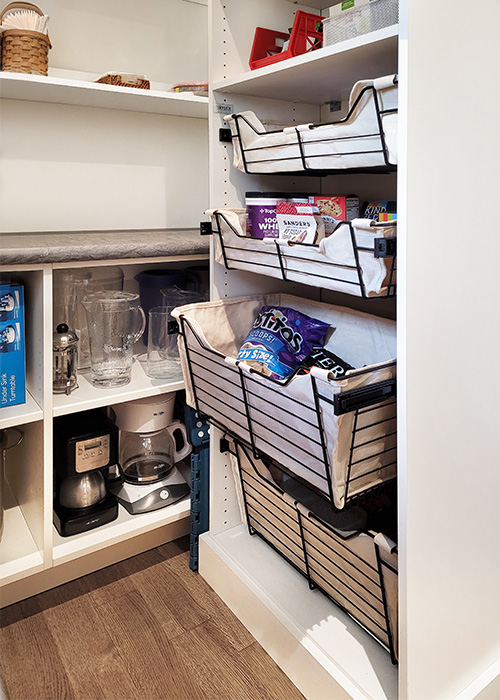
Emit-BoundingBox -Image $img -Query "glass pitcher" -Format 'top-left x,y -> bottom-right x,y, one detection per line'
157,286 -> 203,374
82,291 -> 145,388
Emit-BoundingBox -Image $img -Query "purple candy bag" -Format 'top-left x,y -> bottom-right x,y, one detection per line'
237,305 -> 332,380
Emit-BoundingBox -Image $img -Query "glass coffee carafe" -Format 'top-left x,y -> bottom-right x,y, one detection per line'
112,394 -> 191,485
119,421 -> 191,483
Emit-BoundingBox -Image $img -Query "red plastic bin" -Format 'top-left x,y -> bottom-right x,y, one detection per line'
249,11 -> 324,71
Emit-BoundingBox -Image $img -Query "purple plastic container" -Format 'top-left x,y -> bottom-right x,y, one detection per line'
245,192 -> 287,239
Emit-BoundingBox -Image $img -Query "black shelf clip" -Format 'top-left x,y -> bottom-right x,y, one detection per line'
200,221 -> 213,236
219,127 -> 232,143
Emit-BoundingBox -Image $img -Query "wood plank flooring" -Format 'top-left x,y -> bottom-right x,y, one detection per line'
0,537 -> 305,700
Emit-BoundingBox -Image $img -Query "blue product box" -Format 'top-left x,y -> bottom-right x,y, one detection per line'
0,282 -> 26,408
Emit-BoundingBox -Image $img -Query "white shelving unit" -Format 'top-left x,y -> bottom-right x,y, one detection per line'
0,0 -> 209,607
200,2 -> 500,700
0,254 -> 209,607
203,4 -> 399,698
0,71 -> 208,118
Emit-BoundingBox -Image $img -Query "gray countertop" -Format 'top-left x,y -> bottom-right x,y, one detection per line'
0,228 -> 209,265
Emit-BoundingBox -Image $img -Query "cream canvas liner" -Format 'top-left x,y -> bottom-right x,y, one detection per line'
208,208 -> 396,297
172,293 -> 397,509
233,441 -> 398,660
224,75 -> 398,174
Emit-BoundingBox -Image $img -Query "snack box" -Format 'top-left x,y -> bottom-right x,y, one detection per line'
0,282 -> 26,408
362,200 -> 397,220
309,195 -> 359,235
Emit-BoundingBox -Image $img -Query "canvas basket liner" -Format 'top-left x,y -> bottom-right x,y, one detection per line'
225,74 -> 398,174
173,293 -> 397,509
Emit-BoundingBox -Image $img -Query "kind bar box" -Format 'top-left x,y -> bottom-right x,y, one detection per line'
362,200 -> 397,221
0,282 -> 26,408
309,195 -> 359,236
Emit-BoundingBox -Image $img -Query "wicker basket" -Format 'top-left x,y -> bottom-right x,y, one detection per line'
0,2 -> 51,75
95,73 -> 150,90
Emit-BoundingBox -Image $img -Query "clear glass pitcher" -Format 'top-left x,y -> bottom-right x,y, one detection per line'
82,291 -> 145,388
53,267 -> 124,370
156,286 -> 204,375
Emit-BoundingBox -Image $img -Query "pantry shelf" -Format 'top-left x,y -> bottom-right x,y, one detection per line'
52,358 -> 185,418
0,71 -> 209,119
0,390 -> 42,430
52,490 -> 190,566
212,25 -> 398,104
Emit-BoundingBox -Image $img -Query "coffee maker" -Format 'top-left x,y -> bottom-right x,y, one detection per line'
53,409 -> 119,537
110,395 -> 191,514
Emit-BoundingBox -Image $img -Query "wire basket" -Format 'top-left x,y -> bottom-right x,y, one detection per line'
0,2 -> 51,75
232,440 -> 399,662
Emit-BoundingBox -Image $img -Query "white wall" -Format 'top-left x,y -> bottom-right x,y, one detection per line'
400,0 -> 500,698
43,0 -> 208,85
0,100 -> 208,232
0,0 -> 209,233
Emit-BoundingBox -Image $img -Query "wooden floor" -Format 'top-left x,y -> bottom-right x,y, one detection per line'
0,537 -> 305,700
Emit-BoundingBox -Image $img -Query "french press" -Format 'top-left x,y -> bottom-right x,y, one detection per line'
53,323 -> 79,394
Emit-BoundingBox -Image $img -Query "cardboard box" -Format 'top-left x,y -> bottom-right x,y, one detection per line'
0,282 -> 26,408
361,200 -> 397,220
310,195 -> 359,236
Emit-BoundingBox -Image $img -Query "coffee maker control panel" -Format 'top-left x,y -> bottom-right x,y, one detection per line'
75,435 -> 110,472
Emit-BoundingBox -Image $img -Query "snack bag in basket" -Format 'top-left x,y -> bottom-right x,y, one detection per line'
237,305 -> 332,381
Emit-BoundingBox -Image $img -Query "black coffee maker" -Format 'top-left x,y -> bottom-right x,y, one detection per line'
53,409 -> 119,537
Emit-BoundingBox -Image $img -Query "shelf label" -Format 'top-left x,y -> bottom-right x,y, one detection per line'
214,102 -> 234,115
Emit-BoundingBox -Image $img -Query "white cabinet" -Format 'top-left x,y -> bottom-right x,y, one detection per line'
0,253 -> 209,607
0,0 -> 210,606
199,2 -> 500,700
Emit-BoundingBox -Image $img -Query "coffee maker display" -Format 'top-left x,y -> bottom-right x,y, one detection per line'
53,410 -> 119,537
111,394 -> 191,515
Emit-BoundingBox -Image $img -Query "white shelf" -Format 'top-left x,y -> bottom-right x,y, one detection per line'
52,355 -> 185,417
200,524 -> 397,700
213,26 -> 398,104
0,70 -> 209,119
52,493 -> 190,566
0,481 -> 44,586
0,390 -> 43,430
